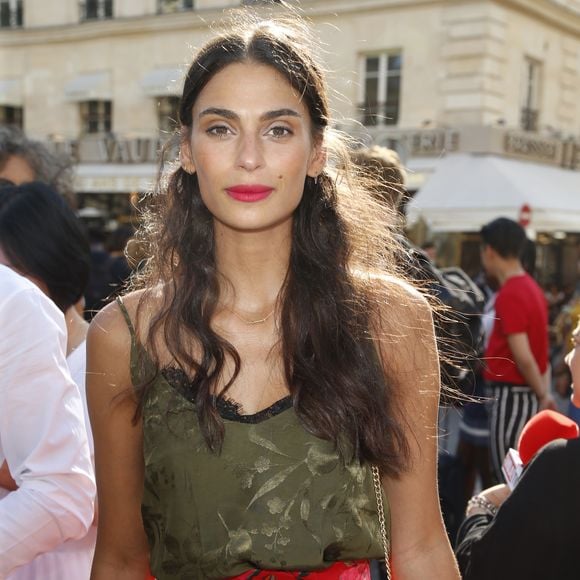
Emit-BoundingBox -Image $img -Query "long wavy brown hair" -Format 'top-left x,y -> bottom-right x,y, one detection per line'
131,14 -> 420,477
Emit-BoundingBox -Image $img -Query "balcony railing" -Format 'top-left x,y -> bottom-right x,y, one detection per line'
358,102 -> 399,127
242,1 -> 282,5
79,0 -> 113,22
521,107 -> 539,132
157,0 -> 193,13
0,0 -> 23,28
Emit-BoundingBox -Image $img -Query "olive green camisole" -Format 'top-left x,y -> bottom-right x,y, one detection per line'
117,299 -> 389,579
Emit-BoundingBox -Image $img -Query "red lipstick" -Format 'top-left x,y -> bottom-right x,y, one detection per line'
225,184 -> 273,202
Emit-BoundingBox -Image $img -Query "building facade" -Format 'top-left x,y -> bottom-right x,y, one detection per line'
2,0 -> 580,284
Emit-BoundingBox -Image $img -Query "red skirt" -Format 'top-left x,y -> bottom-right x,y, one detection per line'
228,560 -> 371,579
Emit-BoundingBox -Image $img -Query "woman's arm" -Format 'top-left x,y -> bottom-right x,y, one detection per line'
87,299 -> 150,579
377,281 -> 460,579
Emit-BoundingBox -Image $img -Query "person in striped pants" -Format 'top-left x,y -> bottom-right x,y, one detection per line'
480,217 -> 554,482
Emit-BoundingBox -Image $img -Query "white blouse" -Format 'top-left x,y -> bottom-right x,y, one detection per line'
0,266 -> 95,578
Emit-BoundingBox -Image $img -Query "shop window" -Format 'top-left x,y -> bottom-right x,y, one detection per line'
0,105 -> 23,128
0,0 -> 22,28
157,0 -> 193,13
359,52 -> 402,127
521,57 -> 541,132
80,100 -> 112,135
157,96 -> 180,136
80,0 -> 113,21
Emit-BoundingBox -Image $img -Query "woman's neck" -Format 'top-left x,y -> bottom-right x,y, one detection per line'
213,223 -> 291,312
65,305 -> 89,356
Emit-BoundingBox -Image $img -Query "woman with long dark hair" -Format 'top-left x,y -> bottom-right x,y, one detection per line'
88,14 -> 459,580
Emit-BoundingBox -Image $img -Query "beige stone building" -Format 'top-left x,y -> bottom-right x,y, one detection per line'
2,0 -> 580,283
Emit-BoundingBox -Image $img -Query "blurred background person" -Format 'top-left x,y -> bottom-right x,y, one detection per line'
0,182 -> 96,579
480,217 -> 553,483
105,224 -> 135,299
0,266 -> 94,578
0,125 -> 76,206
84,225 -> 137,320
0,124 -> 96,322
350,145 -> 487,543
455,405 -> 580,579
84,228 -> 112,319
421,240 -> 438,266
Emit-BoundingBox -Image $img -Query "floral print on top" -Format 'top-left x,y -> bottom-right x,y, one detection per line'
116,299 -> 389,580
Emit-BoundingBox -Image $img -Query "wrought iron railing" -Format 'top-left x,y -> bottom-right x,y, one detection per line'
79,0 -> 113,22
521,107 -> 539,132
357,102 -> 400,127
0,0 -> 23,28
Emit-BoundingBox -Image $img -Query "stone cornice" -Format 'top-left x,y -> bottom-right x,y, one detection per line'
0,10 -> 212,47
0,0 -> 464,47
1,0 -> 580,47
493,0 -> 580,36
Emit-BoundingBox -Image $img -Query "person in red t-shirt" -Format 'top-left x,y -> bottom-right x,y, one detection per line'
480,217 -> 554,482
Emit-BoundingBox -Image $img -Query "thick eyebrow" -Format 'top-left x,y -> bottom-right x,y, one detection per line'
198,107 -> 302,121
261,108 -> 302,121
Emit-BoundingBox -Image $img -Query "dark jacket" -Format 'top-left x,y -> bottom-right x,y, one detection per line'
455,437 -> 580,580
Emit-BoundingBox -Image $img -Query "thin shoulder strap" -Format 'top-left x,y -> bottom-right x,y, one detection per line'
115,296 -> 152,385
115,296 -> 136,341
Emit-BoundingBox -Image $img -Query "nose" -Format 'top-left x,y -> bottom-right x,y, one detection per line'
236,133 -> 264,171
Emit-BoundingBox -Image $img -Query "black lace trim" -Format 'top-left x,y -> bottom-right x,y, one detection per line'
160,366 -> 293,424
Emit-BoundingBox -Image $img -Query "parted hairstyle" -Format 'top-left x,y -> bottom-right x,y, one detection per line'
0,182 -> 90,312
131,14 -> 429,476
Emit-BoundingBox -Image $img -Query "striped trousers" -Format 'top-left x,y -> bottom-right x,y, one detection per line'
487,382 -> 539,483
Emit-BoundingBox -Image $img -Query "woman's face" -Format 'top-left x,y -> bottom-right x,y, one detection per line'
182,61 -> 325,234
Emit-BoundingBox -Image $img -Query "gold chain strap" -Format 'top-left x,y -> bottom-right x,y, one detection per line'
371,465 -> 391,580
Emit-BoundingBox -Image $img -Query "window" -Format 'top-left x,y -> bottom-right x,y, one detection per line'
80,100 -> 112,134
157,96 -> 180,136
157,0 -> 193,13
0,0 -> 22,28
359,52 -> 402,127
521,57 -> 542,132
0,106 -> 23,128
80,0 -> 113,21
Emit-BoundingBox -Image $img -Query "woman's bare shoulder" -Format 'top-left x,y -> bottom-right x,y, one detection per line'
88,287 -> 166,345
88,290 -> 139,343
368,272 -> 432,328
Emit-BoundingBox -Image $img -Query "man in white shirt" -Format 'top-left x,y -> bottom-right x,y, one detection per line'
0,265 -> 95,577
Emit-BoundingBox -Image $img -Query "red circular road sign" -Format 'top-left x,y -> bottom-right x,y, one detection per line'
519,203 -> 532,227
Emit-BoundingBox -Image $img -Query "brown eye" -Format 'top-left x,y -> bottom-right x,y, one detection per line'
207,125 -> 232,137
267,126 -> 292,138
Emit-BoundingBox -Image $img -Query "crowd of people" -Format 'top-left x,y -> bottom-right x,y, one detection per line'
0,10 -> 578,580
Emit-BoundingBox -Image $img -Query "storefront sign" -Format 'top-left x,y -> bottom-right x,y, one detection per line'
503,132 -> 560,164
372,126 -> 580,172
409,130 -> 460,156
49,135 -> 176,164
376,129 -> 460,159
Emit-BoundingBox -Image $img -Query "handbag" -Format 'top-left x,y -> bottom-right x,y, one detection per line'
371,465 -> 391,580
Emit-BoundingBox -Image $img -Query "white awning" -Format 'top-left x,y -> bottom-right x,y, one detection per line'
407,153 -> 580,233
140,67 -> 183,97
0,79 -> 22,106
64,71 -> 111,101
